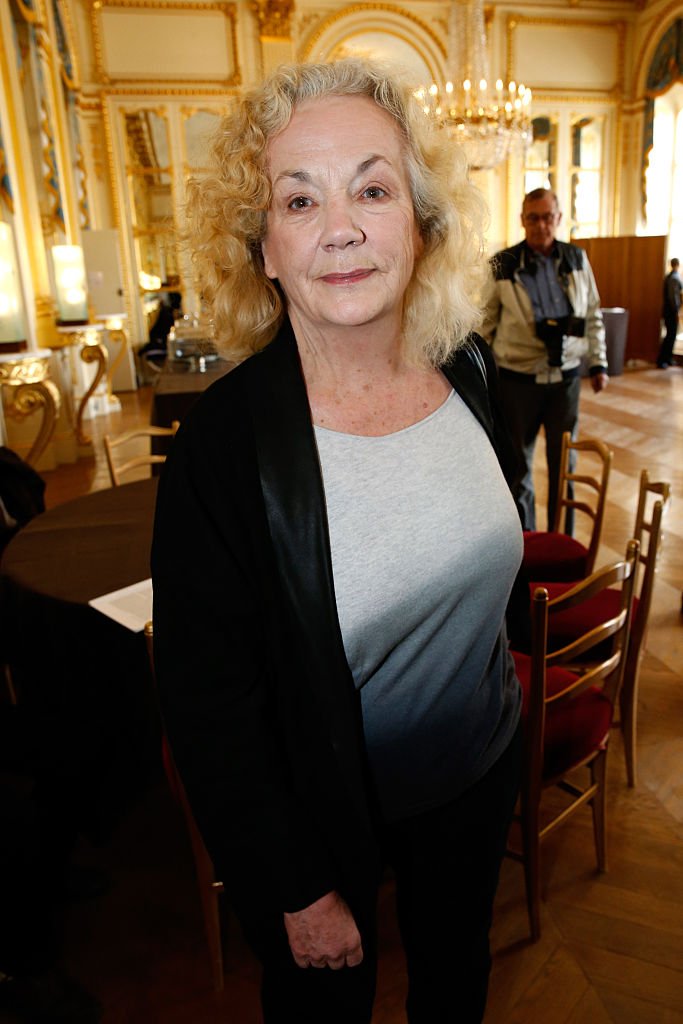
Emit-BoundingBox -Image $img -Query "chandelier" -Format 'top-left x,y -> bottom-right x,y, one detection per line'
415,0 -> 532,170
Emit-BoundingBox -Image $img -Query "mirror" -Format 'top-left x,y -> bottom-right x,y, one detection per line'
123,108 -> 180,288
11,3 -> 67,242
182,108 -> 223,172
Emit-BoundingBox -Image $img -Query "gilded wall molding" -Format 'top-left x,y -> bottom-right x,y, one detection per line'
530,89 -> 622,104
91,0 -> 240,86
55,0 -> 81,91
251,0 -> 293,39
299,4 -> 446,64
13,0 -> 44,25
35,294 -> 56,319
621,97 -> 648,116
97,85 -> 240,97
506,14 -> 626,99
631,1 -> 683,102
34,23 -> 54,64
86,121 -> 106,181
77,96 -> 103,113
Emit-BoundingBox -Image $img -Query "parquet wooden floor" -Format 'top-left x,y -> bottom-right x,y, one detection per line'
13,360 -> 683,1023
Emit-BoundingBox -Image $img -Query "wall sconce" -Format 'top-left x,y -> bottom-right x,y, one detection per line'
52,245 -> 89,325
0,222 -> 28,349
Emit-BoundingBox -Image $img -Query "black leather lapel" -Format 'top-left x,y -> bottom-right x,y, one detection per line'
241,321 -> 372,828
443,337 -> 496,446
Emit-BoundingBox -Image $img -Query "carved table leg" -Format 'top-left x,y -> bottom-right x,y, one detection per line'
105,326 -> 128,406
5,379 -> 61,467
76,342 -> 108,446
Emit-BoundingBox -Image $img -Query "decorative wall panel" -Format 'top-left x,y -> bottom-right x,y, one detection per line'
93,1 -> 238,85
508,18 -> 623,95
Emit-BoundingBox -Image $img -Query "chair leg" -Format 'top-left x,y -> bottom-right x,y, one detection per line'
619,659 -> 641,789
591,752 -> 608,873
178,785 -> 225,992
192,835 -> 225,993
519,796 -> 542,941
3,662 -> 17,704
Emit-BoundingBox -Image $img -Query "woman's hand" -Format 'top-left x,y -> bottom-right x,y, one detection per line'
284,891 -> 363,970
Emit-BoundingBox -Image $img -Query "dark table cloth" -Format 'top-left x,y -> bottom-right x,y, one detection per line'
0,479 -> 160,842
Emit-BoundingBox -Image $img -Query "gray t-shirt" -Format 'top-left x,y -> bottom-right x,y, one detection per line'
314,389 -> 522,822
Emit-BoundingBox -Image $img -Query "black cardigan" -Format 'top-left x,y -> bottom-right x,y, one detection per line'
151,318 -> 526,926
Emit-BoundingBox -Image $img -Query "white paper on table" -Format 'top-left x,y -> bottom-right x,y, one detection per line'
88,578 -> 153,633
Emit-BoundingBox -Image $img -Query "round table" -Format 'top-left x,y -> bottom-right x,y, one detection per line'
0,479 -> 160,841
1,477 -> 157,605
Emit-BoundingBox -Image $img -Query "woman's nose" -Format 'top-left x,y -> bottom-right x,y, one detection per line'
321,199 -> 365,250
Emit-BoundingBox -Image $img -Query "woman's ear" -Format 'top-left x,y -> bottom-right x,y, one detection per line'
261,236 -> 277,281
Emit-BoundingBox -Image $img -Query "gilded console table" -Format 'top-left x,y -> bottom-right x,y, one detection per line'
95,314 -> 128,407
0,350 -> 61,467
54,325 -> 109,446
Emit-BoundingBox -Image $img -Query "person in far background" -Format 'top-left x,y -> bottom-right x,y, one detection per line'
657,257 -> 682,369
137,291 -> 183,368
481,188 -> 608,533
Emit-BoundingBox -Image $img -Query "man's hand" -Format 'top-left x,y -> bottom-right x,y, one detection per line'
591,371 -> 609,393
284,891 -> 363,970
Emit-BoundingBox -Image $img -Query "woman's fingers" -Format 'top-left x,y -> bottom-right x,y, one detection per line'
284,890 -> 364,970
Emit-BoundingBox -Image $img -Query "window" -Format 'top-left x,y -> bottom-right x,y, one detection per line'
568,117 -> 603,239
516,110 -> 607,242
524,117 -> 557,194
645,83 -> 683,260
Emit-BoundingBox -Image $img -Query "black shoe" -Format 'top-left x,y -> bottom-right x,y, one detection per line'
657,361 -> 670,368
0,967 -> 102,1023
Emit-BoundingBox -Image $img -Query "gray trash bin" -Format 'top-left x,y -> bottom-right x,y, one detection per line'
579,307 -> 629,377
601,307 -> 629,376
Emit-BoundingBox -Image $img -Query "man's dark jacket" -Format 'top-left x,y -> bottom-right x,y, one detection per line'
151,318 -> 526,930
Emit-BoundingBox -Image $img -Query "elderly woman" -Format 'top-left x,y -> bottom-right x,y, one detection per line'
152,59 -> 524,1024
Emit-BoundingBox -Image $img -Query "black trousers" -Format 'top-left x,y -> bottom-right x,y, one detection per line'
250,723 -> 522,1024
657,313 -> 679,365
498,372 -> 581,532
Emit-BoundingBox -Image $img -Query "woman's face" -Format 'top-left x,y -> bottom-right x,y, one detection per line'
261,94 -> 422,342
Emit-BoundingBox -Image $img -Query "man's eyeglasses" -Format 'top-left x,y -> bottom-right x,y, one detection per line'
523,212 -> 559,225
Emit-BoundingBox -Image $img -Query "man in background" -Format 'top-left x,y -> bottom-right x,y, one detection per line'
481,188 -> 608,533
657,257 -> 682,368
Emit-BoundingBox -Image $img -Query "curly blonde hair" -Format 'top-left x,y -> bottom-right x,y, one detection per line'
185,58 -> 489,366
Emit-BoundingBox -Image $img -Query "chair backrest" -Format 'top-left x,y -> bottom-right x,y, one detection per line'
628,470 -> 671,666
526,539 -> 639,781
552,431 -> 612,572
104,421 -> 179,486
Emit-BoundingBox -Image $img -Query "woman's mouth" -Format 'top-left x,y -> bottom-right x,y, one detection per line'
321,269 -> 375,285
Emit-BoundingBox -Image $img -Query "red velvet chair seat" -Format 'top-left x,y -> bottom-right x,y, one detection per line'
539,583 -> 640,652
523,530 -> 589,582
512,651 -> 613,779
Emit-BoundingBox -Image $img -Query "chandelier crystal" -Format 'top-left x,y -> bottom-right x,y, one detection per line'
416,0 -> 532,170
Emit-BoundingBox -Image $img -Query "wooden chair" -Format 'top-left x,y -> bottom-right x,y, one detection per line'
522,431 -> 612,582
534,470 -> 672,787
104,422 -> 179,486
143,621 -> 226,992
509,539 -> 638,941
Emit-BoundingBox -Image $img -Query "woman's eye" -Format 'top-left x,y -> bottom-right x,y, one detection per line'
361,186 -> 387,200
288,195 -> 312,210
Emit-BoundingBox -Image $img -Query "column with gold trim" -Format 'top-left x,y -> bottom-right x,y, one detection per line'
252,0 -> 295,75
